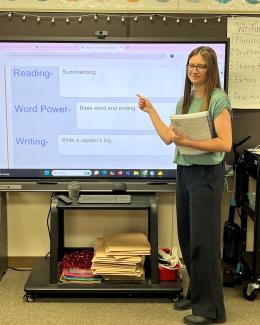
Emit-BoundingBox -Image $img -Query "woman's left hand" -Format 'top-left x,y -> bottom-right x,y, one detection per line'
170,126 -> 189,146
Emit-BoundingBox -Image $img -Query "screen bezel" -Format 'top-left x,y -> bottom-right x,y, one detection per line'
0,37 -> 229,192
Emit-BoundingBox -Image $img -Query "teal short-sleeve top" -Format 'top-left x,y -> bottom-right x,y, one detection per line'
174,88 -> 232,166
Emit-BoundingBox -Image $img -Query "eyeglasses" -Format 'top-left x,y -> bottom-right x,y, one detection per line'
186,64 -> 207,71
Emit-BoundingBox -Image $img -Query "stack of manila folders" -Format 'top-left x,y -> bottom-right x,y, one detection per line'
91,232 -> 151,280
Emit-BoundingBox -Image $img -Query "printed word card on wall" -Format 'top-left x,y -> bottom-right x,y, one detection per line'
227,17 -> 260,109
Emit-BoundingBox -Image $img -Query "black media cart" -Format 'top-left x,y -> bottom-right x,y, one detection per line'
236,150 -> 260,300
24,192 -> 182,302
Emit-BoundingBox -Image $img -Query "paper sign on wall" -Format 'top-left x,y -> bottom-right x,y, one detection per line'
227,17 -> 260,109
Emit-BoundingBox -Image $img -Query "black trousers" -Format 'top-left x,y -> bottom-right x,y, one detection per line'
176,163 -> 225,320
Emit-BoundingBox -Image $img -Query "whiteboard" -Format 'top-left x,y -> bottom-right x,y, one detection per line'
227,17 -> 260,109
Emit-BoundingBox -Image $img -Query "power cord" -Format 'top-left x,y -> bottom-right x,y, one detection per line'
8,267 -> 32,271
171,192 -> 174,252
224,175 -> 235,193
46,192 -> 55,239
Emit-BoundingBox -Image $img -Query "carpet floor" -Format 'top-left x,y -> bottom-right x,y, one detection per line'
0,269 -> 260,325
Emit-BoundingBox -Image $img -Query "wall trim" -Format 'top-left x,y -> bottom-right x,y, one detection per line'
8,256 -> 40,268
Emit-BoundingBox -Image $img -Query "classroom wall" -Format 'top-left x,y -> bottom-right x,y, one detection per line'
0,12 -> 258,261
6,192 -> 181,258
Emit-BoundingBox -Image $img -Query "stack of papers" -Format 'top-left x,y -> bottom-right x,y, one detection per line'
91,232 -> 150,280
170,111 -> 214,155
248,148 -> 260,155
59,249 -> 102,284
60,268 -> 102,284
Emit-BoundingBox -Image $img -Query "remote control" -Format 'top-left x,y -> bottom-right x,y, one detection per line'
57,195 -> 73,204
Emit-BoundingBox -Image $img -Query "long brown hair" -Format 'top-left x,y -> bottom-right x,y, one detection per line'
182,46 -> 221,114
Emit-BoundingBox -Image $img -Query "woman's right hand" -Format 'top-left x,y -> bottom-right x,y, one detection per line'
137,94 -> 172,144
137,94 -> 154,113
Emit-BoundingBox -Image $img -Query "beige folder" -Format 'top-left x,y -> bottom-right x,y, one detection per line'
103,232 -> 150,254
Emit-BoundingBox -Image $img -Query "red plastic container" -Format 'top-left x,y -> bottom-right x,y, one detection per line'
158,247 -> 181,281
158,265 -> 179,281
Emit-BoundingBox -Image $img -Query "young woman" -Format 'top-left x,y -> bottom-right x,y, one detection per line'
137,46 -> 232,325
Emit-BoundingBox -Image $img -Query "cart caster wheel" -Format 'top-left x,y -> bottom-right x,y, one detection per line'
243,286 -> 256,301
171,294 -> 183,302
172,297 -> 180,302
23,293 -> 35,302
